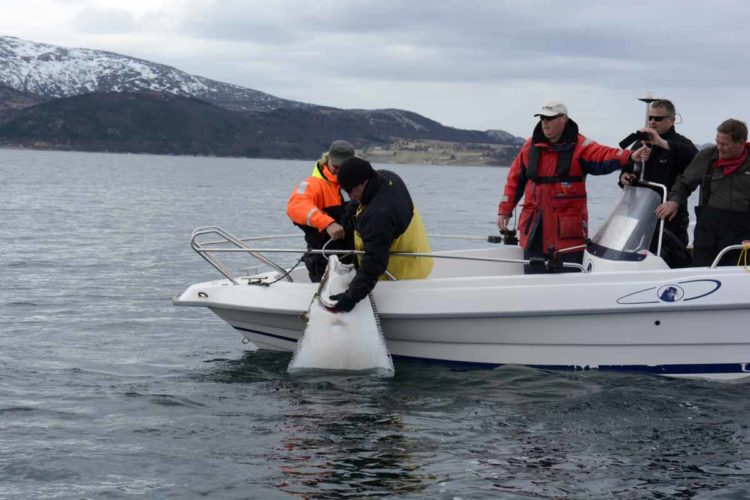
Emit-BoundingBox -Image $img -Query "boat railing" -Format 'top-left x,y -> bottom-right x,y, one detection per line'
710,244 -> 749,269
190,226 -> 585,284
638,180 -> 668,258
191,226 -> 299,284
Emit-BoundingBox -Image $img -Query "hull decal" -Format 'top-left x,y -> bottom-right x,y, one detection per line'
617,279 -> 722,305
617,286 -> 658,305
680,279 -> 722,301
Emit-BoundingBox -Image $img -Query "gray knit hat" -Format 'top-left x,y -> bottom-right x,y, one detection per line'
328,140 -> 355,167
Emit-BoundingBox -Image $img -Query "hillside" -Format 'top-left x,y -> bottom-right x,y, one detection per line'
0,91 -> 522,164
0,36 -> 523,164
0,91 -> 250,156
0,83 -> 44,120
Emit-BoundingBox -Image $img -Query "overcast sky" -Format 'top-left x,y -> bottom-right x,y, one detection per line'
1,0 -> 748,145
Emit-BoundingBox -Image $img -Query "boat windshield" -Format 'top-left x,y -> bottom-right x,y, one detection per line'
588,186 -> 660,261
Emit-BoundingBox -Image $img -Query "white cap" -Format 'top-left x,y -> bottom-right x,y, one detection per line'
534,100 -> 568,117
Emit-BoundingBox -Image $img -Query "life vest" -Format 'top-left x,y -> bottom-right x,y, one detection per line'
500,119 -> 632,254
353,206 -> 432,280
517,136 -> 590,253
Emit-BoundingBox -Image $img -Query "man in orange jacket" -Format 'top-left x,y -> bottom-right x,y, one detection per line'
497,101 -> 649,273
287,140 -> 355,281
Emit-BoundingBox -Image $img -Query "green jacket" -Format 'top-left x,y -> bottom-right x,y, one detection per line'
668,146 -> 750,212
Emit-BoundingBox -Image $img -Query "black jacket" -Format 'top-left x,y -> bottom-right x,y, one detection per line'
621,127 -> 698,247
345,170 -> 416,302
621,127 -> 698,202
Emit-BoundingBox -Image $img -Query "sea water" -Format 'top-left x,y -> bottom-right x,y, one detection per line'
1,148 -> 747,498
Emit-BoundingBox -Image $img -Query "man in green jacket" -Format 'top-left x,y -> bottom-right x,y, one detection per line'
656,118 -> 750,266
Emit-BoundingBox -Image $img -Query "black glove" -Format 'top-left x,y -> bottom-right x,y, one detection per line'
328,293 -> 356,313
339,200 -> 358,233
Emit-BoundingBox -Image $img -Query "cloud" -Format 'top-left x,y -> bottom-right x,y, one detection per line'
72,7 -> 139,34
170,0 -> 749,91
2,0 -> 750,144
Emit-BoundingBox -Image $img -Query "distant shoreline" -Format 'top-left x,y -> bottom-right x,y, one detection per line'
0,143 -> 512,167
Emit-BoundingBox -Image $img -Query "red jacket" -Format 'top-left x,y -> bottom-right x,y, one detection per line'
498,120 -> 632,252
287,161 -> 345,232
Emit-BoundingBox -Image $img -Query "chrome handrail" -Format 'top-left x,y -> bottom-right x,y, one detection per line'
710,244 -> 749,269
190,227 -> 586,284
638,180 -> 668,258
197,233 -> 303,248
191,226 -> 294,284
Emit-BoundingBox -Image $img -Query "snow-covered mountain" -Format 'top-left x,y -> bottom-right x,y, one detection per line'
0,36 -> 524,163
0,35 -> 314,113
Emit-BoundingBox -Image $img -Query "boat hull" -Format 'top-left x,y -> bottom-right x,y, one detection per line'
175,263 -> 750,380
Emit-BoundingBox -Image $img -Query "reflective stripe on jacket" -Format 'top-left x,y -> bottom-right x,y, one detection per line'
286,160 -> 345,232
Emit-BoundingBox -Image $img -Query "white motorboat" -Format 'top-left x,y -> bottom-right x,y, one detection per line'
174,186 -> 750,380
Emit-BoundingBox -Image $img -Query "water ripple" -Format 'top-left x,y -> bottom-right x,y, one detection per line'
2,150 -> 749,498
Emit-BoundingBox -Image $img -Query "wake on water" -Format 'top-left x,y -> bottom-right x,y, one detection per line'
288,255 -> 394,377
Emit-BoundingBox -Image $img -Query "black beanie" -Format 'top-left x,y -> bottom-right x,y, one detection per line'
337,157 -> 375,192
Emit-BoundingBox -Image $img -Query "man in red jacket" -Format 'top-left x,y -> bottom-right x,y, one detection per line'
287,140 -> 355,281
497,101 -> 648,273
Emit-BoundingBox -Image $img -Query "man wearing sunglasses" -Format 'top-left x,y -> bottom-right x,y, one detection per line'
620,99 -> 698,249
497,100 -> 649,273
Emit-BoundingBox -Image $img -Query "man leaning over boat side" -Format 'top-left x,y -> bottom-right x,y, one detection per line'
619,99 -> 698,252
286,140 -> 355,282
655,118 -> 750,267
326,157 -> 433,313
497,100 -> 650,274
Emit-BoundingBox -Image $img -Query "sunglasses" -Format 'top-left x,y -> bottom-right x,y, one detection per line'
540,114 -> 563,122
648,115 -> 672,122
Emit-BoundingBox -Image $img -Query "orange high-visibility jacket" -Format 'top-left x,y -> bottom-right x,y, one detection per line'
286,160 -> 345,232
